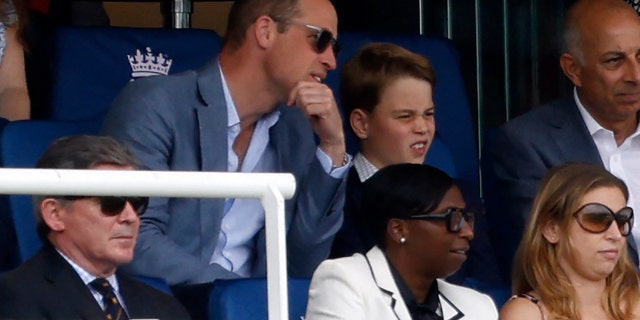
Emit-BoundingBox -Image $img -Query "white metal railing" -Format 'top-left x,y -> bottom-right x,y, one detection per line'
0,168 -> 296,320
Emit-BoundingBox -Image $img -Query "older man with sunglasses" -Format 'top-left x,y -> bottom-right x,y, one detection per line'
0,135 -> 190,319
101,0 -> 349,316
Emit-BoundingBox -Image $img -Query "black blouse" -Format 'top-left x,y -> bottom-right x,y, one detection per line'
388,260 -> 442,320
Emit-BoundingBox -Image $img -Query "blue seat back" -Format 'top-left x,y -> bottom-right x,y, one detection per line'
50,26 -> 222,121
0,117 -> 18,272
424,135 -> 457,178
133,274 -> 172,295
0,120 -> 100,262
209,278 -> 311,320
327,32 -> 477,191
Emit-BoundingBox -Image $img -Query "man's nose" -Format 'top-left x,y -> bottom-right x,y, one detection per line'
625,58 -> 640,83
119,202 -> 139,223
320,46 -> 337,70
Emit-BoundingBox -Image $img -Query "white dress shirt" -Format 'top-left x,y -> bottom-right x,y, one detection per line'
353,152 -> 380,183
57,249 -> 129,314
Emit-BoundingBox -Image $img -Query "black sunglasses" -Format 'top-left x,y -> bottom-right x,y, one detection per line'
573,203 -> 634,236
276,19 -> 341,56
405,207 -> 475,233
59,196 -> 149,216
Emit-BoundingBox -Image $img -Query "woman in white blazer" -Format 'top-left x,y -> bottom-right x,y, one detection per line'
305,164 -> 498,320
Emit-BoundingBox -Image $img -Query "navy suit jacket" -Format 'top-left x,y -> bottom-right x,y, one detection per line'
0,243 -> 189,319
329,167 -> 371,258
486,95 -> 638,278
102,59 -> 346,286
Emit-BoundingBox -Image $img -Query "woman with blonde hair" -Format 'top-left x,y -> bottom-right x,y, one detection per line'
500,162 -> 640,319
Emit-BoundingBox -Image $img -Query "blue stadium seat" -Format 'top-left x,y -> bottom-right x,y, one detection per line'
208,278 -> 311,320
424,134 -> 457,178
0,193 -> 17,273
49,26 -> 222,121
0,119 -> 100,262
0,117 -> 18,273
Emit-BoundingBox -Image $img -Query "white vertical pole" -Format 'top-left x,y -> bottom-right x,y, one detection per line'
446,0 -> 453,39
262,184 -> 289,320
419,0 -> 424,35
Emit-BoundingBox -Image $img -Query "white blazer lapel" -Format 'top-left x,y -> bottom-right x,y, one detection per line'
437,279 -> 467,320
439,293 -> 464,320
364,247 -> 412,320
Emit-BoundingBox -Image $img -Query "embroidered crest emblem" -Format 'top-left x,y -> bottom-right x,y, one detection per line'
127,47 -> 172,79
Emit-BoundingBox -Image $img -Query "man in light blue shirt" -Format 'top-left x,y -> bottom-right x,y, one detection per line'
102,0 -> 350,314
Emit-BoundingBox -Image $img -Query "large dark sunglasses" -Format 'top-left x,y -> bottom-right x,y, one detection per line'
573,203 -> 634,236
277,19 -> 341,56
405,207 -> 475,233
59,196 -> 149,216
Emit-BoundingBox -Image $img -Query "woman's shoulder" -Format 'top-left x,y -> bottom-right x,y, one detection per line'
315,252 -> 369,274
436,280 -> 498,314
500,293 -> 545,320
436,279 -> 493,300
308,253 -> 374,297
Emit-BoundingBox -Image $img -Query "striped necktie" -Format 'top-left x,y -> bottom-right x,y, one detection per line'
89,278 -> 130,320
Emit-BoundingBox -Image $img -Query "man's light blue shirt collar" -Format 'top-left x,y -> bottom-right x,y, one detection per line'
218,61 -> 349,177
56,248 -> 119,290
218,62 -> 281,131
56,248 -> 128,313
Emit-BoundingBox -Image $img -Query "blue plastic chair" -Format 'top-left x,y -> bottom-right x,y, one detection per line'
0,119 -> 101,262
209,278 -> 311,320
49,26 -> 222,121
0,117 -> 18,272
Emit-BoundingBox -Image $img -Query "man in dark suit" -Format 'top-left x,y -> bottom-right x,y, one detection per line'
486,0 -> 640,281
0,135 -> 189,319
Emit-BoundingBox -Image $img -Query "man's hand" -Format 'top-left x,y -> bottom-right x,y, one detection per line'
288,80 -> 346,166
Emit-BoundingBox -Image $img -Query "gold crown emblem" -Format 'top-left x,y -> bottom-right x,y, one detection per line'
127,47 -> 172,78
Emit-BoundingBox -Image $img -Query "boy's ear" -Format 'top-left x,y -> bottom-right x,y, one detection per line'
350,109 -> 369,139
